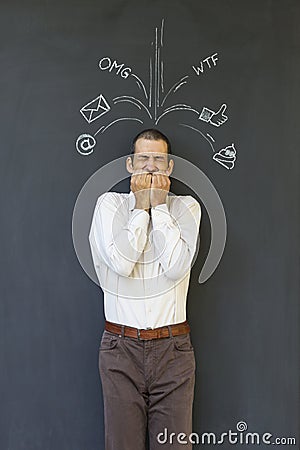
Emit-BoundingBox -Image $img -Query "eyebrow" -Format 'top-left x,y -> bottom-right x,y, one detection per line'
136,154 -> 166,158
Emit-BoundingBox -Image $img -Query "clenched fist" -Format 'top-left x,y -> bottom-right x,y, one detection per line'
130,172 -> 152,211
130,171 -> 171,211
150,172 -> 171,208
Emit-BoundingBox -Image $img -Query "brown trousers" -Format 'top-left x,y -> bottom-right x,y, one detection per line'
98,327 -> 196,450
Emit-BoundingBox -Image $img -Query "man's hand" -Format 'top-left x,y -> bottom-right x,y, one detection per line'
150,172 -> 171,208
130,172 -> 152,211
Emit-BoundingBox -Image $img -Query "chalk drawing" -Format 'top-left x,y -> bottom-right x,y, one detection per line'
156,105 -> 200,125
76,18 -> 237,172
161,76 -> 189,107
113,96 -> 152,119
98,57 -> 132,79
199,104 -> 228,127
80,94 -> 110,123
76,134 -> 97,155
130,74 -> 148,100
206,133 -> 215,142
99,117 -> 144,134
192,53 -> 218,75
212,144 -> 237,170
180,123 -> 216,153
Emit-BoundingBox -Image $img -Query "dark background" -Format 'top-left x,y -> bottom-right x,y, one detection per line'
1,0 -> 299,449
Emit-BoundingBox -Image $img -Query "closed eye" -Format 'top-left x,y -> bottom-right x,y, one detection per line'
137,155 -> 165,161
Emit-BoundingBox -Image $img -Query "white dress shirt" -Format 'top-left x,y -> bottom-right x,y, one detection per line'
89,190 -> 201,329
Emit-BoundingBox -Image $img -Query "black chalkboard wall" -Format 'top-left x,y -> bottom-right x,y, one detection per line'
1,0 -> 299,449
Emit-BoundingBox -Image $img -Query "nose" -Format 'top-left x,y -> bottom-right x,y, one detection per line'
145,156 -> 157,172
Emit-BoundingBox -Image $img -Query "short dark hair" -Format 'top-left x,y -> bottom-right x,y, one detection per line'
130,129 -> 172,160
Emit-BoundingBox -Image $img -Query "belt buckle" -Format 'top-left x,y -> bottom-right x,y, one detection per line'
137,327 -> 151,340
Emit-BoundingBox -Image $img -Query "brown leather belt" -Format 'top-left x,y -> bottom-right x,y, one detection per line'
105,320 -> 190,340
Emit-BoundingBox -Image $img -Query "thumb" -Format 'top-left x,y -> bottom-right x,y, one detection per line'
217,103 -> 227,115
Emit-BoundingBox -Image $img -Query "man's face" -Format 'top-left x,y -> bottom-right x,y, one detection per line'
131,138 -> 170,174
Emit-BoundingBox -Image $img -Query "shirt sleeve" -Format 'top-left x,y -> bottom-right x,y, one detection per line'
89,192 -> 150,277
150,196 -> 201,280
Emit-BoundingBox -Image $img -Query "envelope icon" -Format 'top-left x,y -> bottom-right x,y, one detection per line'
80,94 -> 111,123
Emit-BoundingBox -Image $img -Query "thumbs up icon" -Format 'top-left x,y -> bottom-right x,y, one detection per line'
199,103 -> 228,127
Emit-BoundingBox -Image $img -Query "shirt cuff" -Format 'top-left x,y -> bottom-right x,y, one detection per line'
151,203 -> 174,227
128,208 -> 150,231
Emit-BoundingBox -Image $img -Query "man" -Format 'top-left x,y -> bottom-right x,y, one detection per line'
89,129 -> 201,450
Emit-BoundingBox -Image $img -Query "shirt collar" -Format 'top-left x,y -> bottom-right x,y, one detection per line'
128,190 -> 171,211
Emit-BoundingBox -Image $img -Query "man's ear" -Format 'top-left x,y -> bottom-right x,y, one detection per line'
126,156 -> 134,174
165,158 -> 174,177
